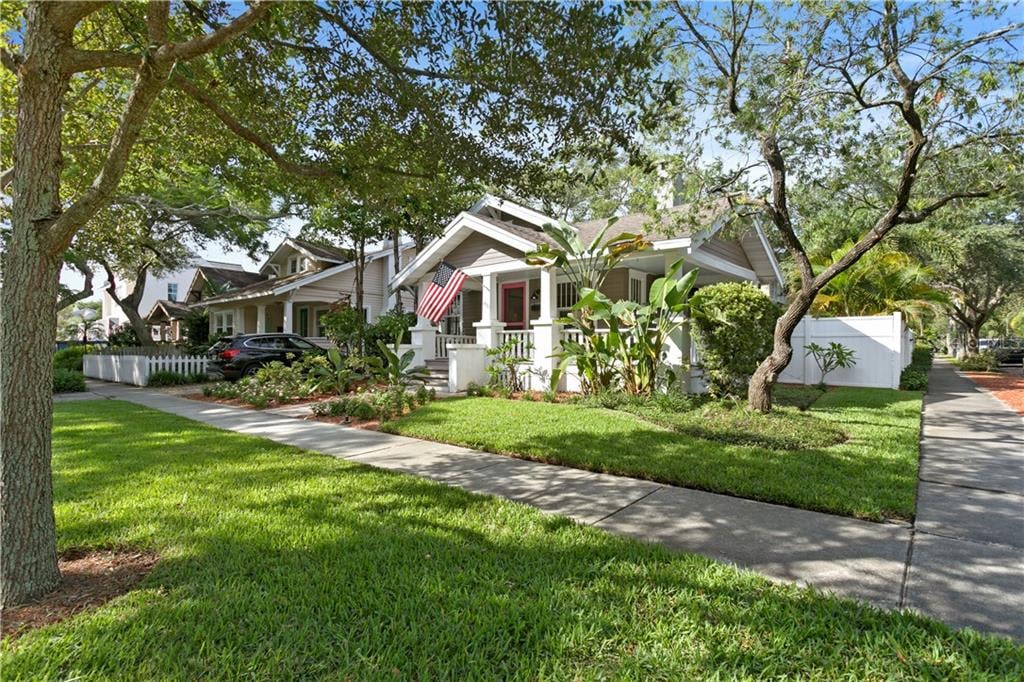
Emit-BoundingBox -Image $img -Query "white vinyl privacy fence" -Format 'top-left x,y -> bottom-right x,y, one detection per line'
778,312 -> 914,389
84,354 -> 208,386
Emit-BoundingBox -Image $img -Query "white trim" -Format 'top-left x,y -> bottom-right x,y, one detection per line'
391,211 -> 538,290
258,237 -> 346,274
470,194 -> 556,229
752,217 -> 785,287
650,237 -> 693,251
462,260 -> 536,277
687,249 -> 758,281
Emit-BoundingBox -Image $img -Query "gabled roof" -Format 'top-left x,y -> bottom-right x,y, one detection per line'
573,199 -> 730,244
290,238 -> 350,263
258,237 -> 350,274
197,266 -> 266,290
203,241 -> 411,306
145,299 -> 193,322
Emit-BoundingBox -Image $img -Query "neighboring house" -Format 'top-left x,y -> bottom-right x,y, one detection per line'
391,194 -> 785,392
102,258 -> 252,341
201,237 -> 416,340
145,264 -> 267,342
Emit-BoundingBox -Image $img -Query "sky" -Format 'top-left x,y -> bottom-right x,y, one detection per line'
51,0 -> 1023,302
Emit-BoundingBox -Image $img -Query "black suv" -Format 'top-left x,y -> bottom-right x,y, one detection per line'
207,334 -> 322,380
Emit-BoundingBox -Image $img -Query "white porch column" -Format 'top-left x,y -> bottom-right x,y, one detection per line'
282,300 -> 293,334
385,247 -> 399,310
235,307 -> 246,334
473,272 -> 505,348
530,268 -> 560,388
256,304 -> 267,333
410,281 -> 438,360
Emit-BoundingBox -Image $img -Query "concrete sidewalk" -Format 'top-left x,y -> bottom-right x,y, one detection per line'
76,375 -> 1021,639
903,361 -> 1024,639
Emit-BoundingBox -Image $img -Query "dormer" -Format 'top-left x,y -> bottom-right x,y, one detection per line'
259,238 -> 350,279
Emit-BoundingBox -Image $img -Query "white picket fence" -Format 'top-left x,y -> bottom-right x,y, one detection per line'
84,354 -> 209,386
778,312 -> 914,389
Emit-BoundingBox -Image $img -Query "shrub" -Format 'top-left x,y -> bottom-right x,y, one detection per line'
53,368 -> 86,393
911,345 -> 933,369
689,282 -> 779,398
312,386 -> 435,422
53,345 -> 94,371
147,371 -> 207,387
954,351 -> 1000,372
107,322 -> 141,347
899,366 -> 929,391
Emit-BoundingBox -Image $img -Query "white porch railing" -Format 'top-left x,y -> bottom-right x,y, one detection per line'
435,333 -> 476,358
560,328 -> 610,348
84,354 -> 209,386
497,330 -> 534,359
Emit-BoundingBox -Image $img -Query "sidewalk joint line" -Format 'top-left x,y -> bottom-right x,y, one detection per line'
590,486 -> 664,526
917,477 -> 1021,497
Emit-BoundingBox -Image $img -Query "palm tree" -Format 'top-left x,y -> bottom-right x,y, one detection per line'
795,244 -> 947,332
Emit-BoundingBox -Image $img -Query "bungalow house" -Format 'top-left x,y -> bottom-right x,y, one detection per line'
145,263 -> 267,341
391,195 -> 784,392
202,237 -> 415,341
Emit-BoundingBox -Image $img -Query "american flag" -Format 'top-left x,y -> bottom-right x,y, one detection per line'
417,262 -> 467,324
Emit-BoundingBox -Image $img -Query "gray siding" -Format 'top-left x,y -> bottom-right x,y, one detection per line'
701,235 -> 754,270
445,232 -> 522,270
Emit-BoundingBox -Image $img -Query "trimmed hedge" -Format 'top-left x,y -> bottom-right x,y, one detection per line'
147,371 -> 208,387
899,345 -> 933,391
53,345 -> 92,371
689,282 -> 779,398
53,368 -> 86,393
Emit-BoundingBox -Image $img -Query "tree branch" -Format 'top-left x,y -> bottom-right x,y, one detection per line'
162,1 -> 272,61
147,1 -> 169,45
0,46 -> 21,73
171,75 -> 336,178
898,189 -> 1001,224
46,1 -> 109,35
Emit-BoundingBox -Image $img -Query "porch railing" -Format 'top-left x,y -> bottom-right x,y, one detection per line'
435,333 -> 476,358
496,330 -> 534,359
559,328 -> 609,348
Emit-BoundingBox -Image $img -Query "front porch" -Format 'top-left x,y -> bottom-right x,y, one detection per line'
408,250 -> 750,393
209,297 -> 339,347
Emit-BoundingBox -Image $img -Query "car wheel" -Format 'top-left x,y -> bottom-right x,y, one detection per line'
242,364 -> 261,377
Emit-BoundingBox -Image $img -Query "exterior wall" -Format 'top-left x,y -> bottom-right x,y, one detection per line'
777,313 -> 914,389
445,232 -> 522,270
701,234 -> 754,270
102,265 -> 201,337
599,269 -> 629,301
462,290 -> 482,334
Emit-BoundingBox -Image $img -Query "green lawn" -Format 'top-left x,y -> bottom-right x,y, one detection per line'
383,387 -> 923,521
3,401 -> 1019,678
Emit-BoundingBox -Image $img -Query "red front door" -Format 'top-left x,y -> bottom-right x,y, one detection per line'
501,282 -> 527,330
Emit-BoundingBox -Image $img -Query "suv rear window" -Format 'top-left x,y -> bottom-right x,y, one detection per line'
285,337 -> 316,350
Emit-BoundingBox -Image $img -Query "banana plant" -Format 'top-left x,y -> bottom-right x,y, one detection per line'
375,336 -> 430,388
551,259 -> 699,395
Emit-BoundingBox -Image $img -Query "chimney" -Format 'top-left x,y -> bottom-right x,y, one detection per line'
654,163 -> 675,210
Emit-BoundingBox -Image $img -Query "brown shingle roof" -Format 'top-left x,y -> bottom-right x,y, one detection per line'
198,266 -> 266,290
291,238 -> 350,263
201,270 -> 313,304
472,214 -> 558,248
573,200 -> 730,244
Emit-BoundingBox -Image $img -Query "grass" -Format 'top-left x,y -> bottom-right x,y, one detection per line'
2,400 -> 1020,679
383,387 -> 923,521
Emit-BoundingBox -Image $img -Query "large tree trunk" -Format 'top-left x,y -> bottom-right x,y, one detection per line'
965,323 -> 982,355
0,5 -> 72,607
103,263 -> 156,346
747,292 -> 813,412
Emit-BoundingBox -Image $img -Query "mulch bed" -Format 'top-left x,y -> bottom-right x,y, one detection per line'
1,548 -> 159,641
963,371 -> 1024,416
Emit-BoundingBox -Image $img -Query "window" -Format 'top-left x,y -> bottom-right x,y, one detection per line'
557,281 -> 578,317
214,312 -> 234,335
629,273 -> 647,304
286,337 -> 317,350
315,308 -> 329,337
167,283 -> 178,301
287,255 -> 308,275
442,293 -> 463,335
